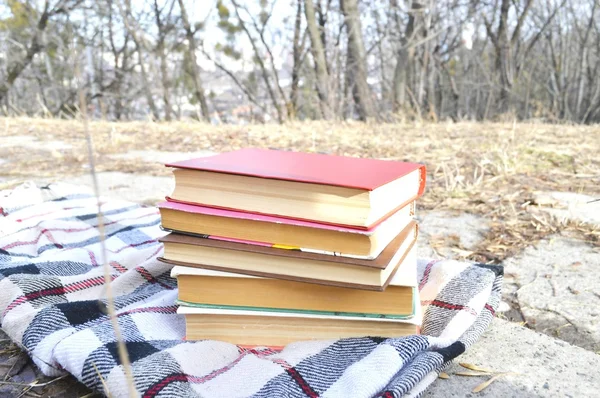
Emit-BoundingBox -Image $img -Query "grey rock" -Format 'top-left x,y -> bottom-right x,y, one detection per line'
531,191 -> 600,227
416,210 -> 489,260
67,172 -> 173,205
503,236 -> 600,352
425,318 -> 600,397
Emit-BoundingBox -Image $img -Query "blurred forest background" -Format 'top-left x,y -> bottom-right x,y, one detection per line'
1,0 -> 599,124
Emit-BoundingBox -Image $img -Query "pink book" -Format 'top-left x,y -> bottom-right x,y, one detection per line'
157,200 -> 416,259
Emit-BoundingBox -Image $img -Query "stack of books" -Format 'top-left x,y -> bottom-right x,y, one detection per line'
158,148 -> 426,347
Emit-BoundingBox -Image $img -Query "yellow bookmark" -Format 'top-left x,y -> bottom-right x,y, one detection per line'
272,244 -> 301,251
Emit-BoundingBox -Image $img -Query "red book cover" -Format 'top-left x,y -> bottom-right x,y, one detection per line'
165,148 -> 426,192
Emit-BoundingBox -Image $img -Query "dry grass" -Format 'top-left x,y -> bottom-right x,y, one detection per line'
1,117 -> 599,263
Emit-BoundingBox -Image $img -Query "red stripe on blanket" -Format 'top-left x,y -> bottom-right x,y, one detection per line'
142,374 -> 189,398
285,367 -> 319,398
3,275 -> 116,316
142,347 -> 318,398
144,245 -> 163,263
110,261 -> 128,274
243,347 -> 318,397
418,259 -> 440,291
484,303 -> 495,316
422,300 -> 478,316
109,240 -> 157,254
3,212 -> 155,250
2,227 -> 64,250
88,250 -> 98,267
135,266 -> 174,290
15,210 -> 56,222
143,350 -> 253,397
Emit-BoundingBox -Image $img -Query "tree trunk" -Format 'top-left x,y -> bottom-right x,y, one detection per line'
392,1 -> 420,112
496,0 -> 512,113
153,0 -> 174,121
426,47 -> 437,120
485,0 -> 533,115
118,0 -> 160,120
575,2 -> 595,119
154,0 -> 175,121
316,0 -> 328,72
290,0 -> 303,118
135,44 -> 160,121
305,0 -> 333,119
438,57 -> 459,121
373,8 -> 387,104
157,42 -> 172,121
178,0 -> 210,122
340,0 -> 376,121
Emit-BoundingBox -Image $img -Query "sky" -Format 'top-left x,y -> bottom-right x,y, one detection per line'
0,0 -> 295,72
188,0 -> 295,72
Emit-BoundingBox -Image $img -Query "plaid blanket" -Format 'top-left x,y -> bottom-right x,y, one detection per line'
0,182 -> 502,397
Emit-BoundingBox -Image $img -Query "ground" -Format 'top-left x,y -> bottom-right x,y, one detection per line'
0,117 -> 599,396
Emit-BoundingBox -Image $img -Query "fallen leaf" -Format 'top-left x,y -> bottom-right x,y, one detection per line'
472,373 -> 513,393
438,372 -> 450,379
459,363 -> 495,373
568,286 -> 580,295
455,371 -> 489,377
451,248 -> 474,257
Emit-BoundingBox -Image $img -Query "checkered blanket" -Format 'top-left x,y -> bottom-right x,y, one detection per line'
0,182 -> 502,397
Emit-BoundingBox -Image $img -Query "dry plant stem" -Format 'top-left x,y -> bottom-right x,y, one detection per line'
472,372 -> 518,393
91,363 -> 112,398
79,76 -> 137,397
0,374 -> 68,387
458,363 -> 495,373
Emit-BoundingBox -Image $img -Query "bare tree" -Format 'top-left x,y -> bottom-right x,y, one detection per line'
483,0 -> 533,113
231,0 -> 287,122
1,0 -> 599,124
152,0 -> 177,121
0,0 -> 83,105
340,0 -> 376,120
177,0 -> 211,122
117,0 -> 160,120
391,1 -> 421,113
290,0 -> 307,118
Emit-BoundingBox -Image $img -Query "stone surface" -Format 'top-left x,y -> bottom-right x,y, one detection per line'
416,210 -> 489,259
532,191 -> 600,227
0,135 -> 72,150
109,149 -> 215,164
67,172 -> 173,205
425,318 -> 600,397
503,236 -> 600,352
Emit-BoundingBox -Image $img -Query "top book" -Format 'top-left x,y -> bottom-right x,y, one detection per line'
166,148 -> 426,229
